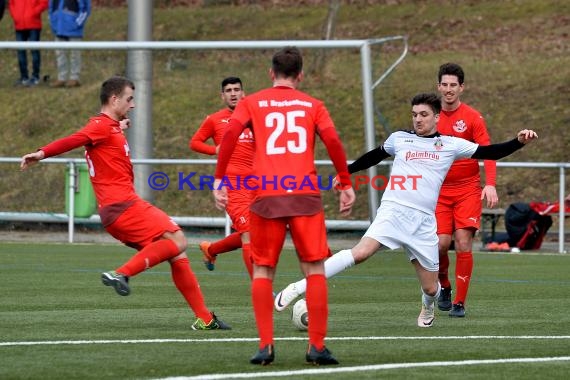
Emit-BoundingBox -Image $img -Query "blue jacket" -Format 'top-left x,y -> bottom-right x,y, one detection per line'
48,0 -> 90,38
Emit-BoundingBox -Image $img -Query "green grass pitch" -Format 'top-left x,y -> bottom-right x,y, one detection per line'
1,242 -> 569,379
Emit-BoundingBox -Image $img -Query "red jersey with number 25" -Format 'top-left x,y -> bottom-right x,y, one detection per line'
229,86 -> 335,198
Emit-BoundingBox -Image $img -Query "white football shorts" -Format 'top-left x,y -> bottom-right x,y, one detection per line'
363,201 -> 439,271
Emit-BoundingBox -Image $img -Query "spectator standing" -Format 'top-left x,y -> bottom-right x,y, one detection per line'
48,0 -> 90,88
9,0 -> 49,87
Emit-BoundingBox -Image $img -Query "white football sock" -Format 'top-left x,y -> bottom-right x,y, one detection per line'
325,249 -> 356,278
292,249 -> 356,295
422,282 -> 441,306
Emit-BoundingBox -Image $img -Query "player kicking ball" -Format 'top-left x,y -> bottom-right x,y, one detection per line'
21,76 -> 230,331
274,92 -> 538,328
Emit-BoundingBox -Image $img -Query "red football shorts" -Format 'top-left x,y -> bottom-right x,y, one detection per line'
436,184 -> 482,235
226,188 -> 253,233
249,210 -> 331,267
105,199 -> 181,250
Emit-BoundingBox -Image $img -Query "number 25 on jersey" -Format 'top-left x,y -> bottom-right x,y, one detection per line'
266,111 -> 307,155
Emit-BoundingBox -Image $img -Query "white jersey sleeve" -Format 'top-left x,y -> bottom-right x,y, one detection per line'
453,137 -> 479,159
383,133 -> 396,156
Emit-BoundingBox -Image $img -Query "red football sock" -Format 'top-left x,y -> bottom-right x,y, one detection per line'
209,232 -> 242,256
454,252 -> 473,305
438,251 -> 451,289
116,239 -> 180,277
251,277 -> 273,348
170,257 -> 211,322
306,274 -> 327,351
241,243 -> 253,279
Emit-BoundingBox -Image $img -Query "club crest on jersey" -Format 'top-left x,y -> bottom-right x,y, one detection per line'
238,129 -> 254,142
434,137 -> 443,151
453,120 -> 467,133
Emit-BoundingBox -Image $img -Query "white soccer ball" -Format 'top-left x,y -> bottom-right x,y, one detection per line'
291,298 -> 309,331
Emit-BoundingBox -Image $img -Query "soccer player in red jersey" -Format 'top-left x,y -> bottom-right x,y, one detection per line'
189,76 -> 254,277
213,47 -> 356,365
20,76 -> 230,331
435,63 -> 498,317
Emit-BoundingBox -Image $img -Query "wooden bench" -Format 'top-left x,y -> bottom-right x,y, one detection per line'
480,208 -> 506,248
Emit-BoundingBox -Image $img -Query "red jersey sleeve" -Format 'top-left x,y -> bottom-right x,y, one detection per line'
471,114 -> 497,186
40,114 -> 113,157
315,104 -> 350,185
189,116 -> 217,155
319,127 -> 351,186
215,118 -> 245,179
40,131 -> 91,158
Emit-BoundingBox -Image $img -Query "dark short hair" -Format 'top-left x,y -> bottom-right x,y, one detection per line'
272,46 -> 303,79
100,76 -> 135,105
438,62 -> 465,85
221,76 -> 242,91
411,93 -> 441,114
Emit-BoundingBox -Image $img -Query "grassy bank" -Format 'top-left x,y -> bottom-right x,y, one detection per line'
0,0 -> 568,219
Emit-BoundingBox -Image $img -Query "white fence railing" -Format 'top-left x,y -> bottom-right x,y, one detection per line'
0,157 -> 568,253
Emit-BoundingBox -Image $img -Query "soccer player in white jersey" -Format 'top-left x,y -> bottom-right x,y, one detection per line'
274,92 -> 538,327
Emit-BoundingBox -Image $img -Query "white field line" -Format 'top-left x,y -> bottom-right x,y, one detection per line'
157,356 -> 570,380
1,335 -> 570,346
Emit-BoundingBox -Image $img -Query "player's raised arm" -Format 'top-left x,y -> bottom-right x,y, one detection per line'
20,130 -> 93,171
471,129 -> 538,160
347,145 -> 391,174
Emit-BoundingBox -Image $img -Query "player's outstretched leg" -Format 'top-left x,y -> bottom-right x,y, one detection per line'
274,249 -> 356,311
